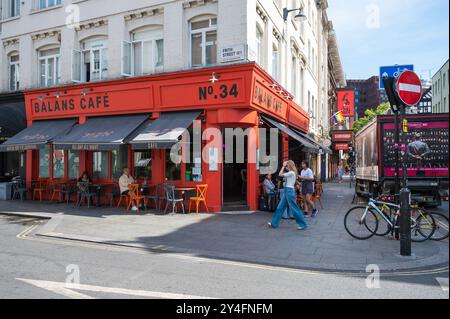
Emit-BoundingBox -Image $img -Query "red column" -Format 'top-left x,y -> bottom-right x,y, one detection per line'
247,126 -> 259,211
202,122 -> 222,213
26,150 -> 33,197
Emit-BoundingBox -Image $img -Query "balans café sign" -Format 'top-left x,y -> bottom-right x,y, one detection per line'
33,94 -> 110,114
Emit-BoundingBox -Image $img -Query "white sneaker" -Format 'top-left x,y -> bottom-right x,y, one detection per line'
131,206 -> 138,211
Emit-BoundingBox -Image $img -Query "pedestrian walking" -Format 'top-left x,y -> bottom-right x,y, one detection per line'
268,160 -> 308,230
338,164 -> 344,183
299,161 -> 318,217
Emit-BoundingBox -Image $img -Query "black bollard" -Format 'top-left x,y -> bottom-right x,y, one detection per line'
399,187 -> 412,256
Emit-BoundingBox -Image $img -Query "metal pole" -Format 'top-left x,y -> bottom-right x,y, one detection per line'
399,104 -> 411,257
394,111 -> 400,203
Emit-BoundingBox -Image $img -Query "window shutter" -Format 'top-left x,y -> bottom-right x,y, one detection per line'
121,41 -> 132,77
71,49 -> 82,83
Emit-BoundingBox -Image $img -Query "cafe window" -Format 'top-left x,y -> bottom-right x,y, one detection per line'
53,149 -> 65,178
9,54 -> 20,91
68,150 -> 79,179
112,145 -> 128,180
165,148 -> 181,181
134,151 -> 152,180
190,17 -> 217,67
38,47 -> 61,87
93,151 -> 108,180
38,145 -> 50,178
122,27 -> 164,77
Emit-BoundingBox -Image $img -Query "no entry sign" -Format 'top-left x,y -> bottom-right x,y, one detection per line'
395,70 -> 423,107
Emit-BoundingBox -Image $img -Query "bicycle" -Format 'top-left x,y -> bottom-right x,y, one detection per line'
409,203 -> 449,242
344,198 -> 436,241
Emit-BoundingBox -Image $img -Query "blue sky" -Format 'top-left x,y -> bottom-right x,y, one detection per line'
327,0 -> 449,80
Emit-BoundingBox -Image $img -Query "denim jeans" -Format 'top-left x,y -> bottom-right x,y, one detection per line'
279,189 -> 293,219
271,188 -> 308,229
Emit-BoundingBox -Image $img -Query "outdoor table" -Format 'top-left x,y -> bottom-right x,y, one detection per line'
91,183 -> 117,207
174,187 -> 196,210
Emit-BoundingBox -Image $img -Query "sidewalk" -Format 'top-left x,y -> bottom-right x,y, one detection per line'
0,182 -> 448,272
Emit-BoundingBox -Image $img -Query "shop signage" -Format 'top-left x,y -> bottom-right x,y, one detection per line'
32,95 -> 110,115
220,45 -> 246,63
332,131 -> 353,142
337,90 -> 355,117
335,143 -> 350,151
253,84 -> 285,115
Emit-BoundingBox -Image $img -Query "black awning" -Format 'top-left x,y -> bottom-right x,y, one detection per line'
262,116 -> 320,154
292,129 -> 333,155
130,111 -> 201,150
53,115 -> 149,151
0,119 -> 76,152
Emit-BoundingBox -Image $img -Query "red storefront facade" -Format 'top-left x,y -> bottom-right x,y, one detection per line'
21,63 -> 309,212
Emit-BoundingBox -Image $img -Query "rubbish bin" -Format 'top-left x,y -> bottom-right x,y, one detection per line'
0,183 -> 12,200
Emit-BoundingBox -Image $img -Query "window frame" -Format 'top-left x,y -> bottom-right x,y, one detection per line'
9,53 -> 20,91
38,0 -> 62,10
80,38 -> 108,83
189,17 -> 218,68
38,48 -> 61,87
131,28 -> 164,76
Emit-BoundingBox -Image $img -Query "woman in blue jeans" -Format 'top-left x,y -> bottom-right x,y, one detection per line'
268,160 -> 308,230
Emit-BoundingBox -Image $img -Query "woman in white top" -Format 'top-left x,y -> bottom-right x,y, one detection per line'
268,160 -> 308,230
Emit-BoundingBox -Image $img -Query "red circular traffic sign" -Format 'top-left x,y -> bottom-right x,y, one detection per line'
395,70 -> 423,107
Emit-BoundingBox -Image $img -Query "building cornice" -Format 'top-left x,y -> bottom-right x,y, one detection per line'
2,38 -> 20,48
30,30 -> 61,41
124,7 -> 164,21
74,19 -> 108,32
182,0 -> 218,9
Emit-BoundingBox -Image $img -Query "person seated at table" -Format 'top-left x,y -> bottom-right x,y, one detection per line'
77,171 -> 92,203
264,174 -> 277,211
119,167 -> 138,211
78,171 -> 92,184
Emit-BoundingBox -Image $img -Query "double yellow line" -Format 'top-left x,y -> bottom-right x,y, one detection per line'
16,223 -> 449,278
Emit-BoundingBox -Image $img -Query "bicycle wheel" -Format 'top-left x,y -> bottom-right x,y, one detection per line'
429,212 -> 449,241
375,208 -> 394,237
410,209 -> 436,243
344,206 -> 379,240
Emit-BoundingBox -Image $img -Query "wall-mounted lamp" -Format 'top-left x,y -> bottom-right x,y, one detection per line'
55,92 -> 61,99
38,96 -> 44,101
81,90 -> 88,96
283,8 -> 307,22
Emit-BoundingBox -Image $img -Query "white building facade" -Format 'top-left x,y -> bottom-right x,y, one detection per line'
0,0 -> 337,178
432,59 -> 449,114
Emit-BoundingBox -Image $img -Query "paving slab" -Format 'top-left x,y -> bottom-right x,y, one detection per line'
1,182 -> 448,272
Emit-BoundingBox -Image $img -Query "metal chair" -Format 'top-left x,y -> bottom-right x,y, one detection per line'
164,184 -> 185,214
146,184 -> 161,210
11,179 -> 27,201
76,182 -> 96,208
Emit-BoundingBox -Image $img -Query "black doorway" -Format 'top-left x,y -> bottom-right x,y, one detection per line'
222,130 -> 248,211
